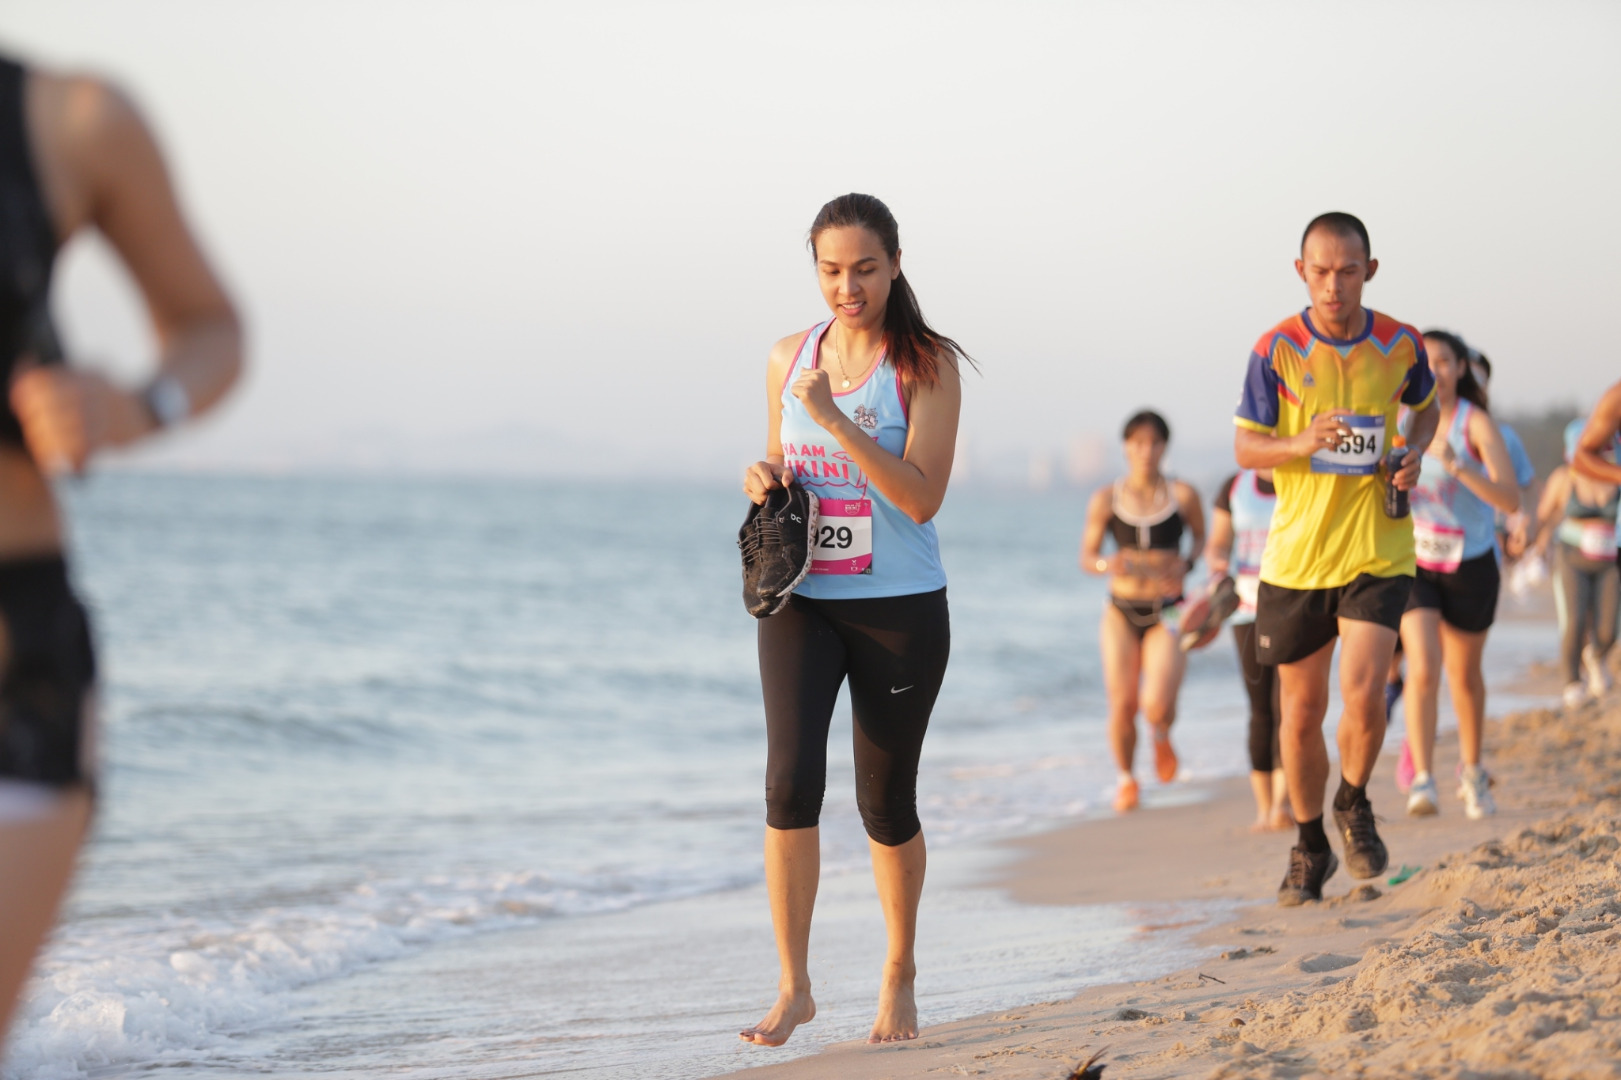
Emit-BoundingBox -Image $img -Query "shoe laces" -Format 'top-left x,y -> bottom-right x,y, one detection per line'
739,514 -> 785,562
1341,800 -> 1381,847
1285,845 -> 1321,886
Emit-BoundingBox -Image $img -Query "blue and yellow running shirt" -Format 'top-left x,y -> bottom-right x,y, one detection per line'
1233,309 -> 1436,590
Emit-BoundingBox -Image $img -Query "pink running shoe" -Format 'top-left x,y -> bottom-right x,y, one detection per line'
1396,740 -> 1416,794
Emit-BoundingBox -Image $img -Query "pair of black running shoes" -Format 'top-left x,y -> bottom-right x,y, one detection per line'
737,486 -> 818,618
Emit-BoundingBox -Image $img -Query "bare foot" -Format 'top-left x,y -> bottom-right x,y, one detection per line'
1249,814 -> 1272,833
739,988 -> 815,1046
1268,805 -> 1296,831
868,968 -> 918,1043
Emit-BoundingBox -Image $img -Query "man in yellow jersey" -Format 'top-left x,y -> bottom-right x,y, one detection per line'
1234,213 -> 1440,905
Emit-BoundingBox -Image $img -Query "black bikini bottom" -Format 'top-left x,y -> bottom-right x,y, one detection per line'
0,556 -> 97,788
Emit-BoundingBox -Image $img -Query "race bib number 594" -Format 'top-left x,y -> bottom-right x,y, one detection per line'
1310,414 -> 1384,476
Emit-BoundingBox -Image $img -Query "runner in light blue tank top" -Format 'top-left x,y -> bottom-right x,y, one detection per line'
1396,330 -> 1522,823
778,320 -> 946,600
1408,398 -> 1500,569
739,194 -> 970,1049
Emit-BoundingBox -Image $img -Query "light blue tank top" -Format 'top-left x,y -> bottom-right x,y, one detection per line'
1409,400 -> 1498,565
1226,470 -> 1276,626
778,320 -> 947,600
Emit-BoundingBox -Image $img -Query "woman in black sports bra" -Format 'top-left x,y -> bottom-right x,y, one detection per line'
0,55 -> 241,1039
1080,410 -> 1204,812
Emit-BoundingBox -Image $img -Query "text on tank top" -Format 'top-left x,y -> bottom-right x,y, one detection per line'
776,320 -> 947,599
1408,400 -> 1499,572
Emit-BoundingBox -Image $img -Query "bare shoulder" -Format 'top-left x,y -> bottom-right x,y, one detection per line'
767,327 -> 815,378
899,348 -> 964,409
1087,484 -> 1114,518
1172,478 -> 1202,506
33,71 -> 147,156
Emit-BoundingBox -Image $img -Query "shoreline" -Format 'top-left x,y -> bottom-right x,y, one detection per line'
714,654 -> 1621,1079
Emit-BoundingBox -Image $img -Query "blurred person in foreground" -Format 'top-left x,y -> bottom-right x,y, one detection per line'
0,55 -> 242,1040
1573,379 -> 1621,487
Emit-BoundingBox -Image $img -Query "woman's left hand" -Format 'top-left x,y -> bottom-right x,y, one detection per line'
790,368 -> 844,432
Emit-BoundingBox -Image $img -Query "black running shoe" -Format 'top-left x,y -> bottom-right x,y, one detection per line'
738,486 -> 818,618
1277,844 -> 1338,906
1334,797 -> 1389,879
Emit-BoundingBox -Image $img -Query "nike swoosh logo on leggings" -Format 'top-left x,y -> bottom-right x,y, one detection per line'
890,685 -> 913,694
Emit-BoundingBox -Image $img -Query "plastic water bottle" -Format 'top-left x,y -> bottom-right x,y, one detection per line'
1382,436 -> 1409,519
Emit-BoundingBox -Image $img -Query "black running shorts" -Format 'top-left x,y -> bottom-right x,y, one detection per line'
757,587 -> 949,846
1254,574 -> 1411,667
1405,550 -> 1500,634
0,557 -> 98,787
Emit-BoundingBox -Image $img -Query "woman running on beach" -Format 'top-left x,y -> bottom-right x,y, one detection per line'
1396,330 -> 1520,819
1530,420 -> 1619,709
739,193 -> 966,1047
1205,467 -> 1290,830
1080,411 -> 1204,813
0,57 -> 242,1037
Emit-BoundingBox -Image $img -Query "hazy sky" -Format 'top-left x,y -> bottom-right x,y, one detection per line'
4,0 -> 1619,483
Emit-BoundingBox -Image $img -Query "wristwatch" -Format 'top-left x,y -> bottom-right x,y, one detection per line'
141,375 -> 191,430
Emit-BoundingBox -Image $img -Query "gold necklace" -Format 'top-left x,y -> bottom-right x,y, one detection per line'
833,328 -> 879,389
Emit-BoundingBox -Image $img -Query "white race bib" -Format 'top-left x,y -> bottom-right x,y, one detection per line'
1578,520 -> 1618,562
1414,519 -> 1465,574
811,498 -> 873,575
1310,413 -> 1385,475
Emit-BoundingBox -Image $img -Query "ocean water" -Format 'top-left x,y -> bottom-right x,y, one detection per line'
2,475 -> 1556,1079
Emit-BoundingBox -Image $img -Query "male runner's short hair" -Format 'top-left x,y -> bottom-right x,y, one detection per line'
1122,409 -> 1170,443
1300,212 -> 1371,259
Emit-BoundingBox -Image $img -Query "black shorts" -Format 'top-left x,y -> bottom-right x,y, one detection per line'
1405,550 -> 1500,633
758,587 -> 949,846
0,557 -> 98,787
1254,574 -> 1411,667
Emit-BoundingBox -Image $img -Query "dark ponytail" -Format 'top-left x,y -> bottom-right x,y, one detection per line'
1422,329 -> 1489,413
808,193 -> 975,387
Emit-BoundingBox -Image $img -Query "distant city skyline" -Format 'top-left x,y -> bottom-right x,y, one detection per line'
4,1 -> 1618,484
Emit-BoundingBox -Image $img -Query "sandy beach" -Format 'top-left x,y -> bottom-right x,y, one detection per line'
720,659 -> 1621,1080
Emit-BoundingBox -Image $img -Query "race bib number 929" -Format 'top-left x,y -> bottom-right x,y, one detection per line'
810,498 -> 873,575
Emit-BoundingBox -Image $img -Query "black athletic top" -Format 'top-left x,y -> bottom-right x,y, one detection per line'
1108,479 -> 1184,551
0,57 -> 61,448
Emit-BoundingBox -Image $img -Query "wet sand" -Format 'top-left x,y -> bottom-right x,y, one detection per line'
718,664 -> 1621,1079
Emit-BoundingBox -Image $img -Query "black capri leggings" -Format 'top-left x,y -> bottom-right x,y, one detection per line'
758,588 -> 949,847
1231,621 -> 1281,774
